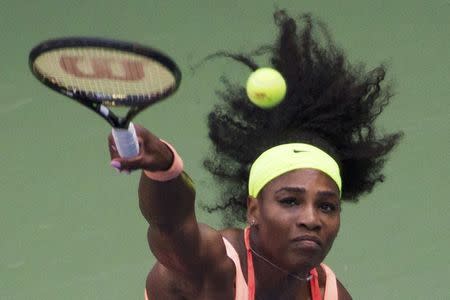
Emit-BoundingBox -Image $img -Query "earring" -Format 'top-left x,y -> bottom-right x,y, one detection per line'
250,219 -> 257,227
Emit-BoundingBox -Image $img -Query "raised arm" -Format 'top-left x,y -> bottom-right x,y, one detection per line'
108,125 -> 232,278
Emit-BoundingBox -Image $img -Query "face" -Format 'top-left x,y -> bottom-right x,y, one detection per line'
247,168 -> 341,272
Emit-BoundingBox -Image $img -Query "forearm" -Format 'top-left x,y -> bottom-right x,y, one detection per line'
139,171 -> 205,274
138,170 -> 196,229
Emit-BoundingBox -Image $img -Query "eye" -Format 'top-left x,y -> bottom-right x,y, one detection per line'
279,197 -> 299,207
319,202 -> 339,213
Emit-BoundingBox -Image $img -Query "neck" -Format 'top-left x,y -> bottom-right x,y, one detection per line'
250,247 -> 312,282
248,228 -> 312,295
252,255 -> 311,299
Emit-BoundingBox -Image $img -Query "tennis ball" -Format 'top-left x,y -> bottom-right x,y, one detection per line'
246,68 -> 287,109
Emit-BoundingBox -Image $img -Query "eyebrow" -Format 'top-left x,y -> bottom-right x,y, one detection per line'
274,187 -> 339,198
275,187 -> 306,194
316,190 -> 340,199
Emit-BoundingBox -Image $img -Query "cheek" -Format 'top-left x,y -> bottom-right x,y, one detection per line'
258,222 -> 290,259
258,208 -> 292,243
324,217 -> 340,249
331,215 -> 340,232
260,215 -> 287,237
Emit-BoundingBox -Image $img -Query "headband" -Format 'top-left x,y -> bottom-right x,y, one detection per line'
248,143 -> 341,198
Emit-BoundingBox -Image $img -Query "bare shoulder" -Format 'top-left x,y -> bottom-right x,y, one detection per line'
220,227 -> 243,242
197,224 -> 237,263
219,227 -> 245,253
336,278 -> 352,300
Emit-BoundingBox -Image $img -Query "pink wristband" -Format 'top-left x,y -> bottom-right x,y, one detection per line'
144,140 -> 184,181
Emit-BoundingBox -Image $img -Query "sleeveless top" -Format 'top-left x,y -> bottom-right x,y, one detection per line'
145,227 -> 338,300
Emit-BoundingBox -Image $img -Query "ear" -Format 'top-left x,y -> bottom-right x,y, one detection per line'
246,196 -> 260,224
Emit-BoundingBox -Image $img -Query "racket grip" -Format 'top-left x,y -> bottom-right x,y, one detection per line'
112,122 -> 139,158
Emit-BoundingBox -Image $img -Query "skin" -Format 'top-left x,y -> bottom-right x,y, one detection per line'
109,125 -> 352,300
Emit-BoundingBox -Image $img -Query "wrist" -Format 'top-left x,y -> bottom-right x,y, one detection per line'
144,140 -> 183,181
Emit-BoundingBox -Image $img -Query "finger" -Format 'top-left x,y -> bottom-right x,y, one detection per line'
108,134 -> 120,160
113,155 -> 143,172
137,136 -> 145,154
109,134 -> 127,173
110,158 -> 138,174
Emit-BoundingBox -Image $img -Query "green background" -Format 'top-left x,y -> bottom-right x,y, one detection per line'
1,1 -> 449,299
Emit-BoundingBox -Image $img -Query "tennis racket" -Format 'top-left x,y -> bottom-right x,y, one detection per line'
29,37 -> 181,158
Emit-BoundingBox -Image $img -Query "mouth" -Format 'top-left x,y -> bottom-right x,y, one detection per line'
291,235 -> 322,250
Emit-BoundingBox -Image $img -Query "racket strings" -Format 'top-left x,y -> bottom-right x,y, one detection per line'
33,47 -> 176,106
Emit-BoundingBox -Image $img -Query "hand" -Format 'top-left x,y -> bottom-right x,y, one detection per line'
108,124 -> 174,173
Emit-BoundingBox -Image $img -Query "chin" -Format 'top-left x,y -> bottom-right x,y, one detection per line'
288,250 -> 324,271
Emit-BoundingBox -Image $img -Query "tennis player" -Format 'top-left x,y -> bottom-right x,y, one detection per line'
109,11 -> 402,300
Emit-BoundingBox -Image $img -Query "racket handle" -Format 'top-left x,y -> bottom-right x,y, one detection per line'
112,122 -> 139,158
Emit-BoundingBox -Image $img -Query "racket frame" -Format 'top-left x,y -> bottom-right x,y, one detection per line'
28,37 -> 182,128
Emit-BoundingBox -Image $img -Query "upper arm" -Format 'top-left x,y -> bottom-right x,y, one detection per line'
148,221 -> 232,278
146,224 -> 235,298
337,278 -> 352,300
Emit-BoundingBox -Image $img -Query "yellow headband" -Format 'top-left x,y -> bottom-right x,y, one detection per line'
248,143 -> 342,198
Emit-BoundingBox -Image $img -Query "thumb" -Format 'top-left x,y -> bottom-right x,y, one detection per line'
109,137 -> 145,173
110,156 -> 142,174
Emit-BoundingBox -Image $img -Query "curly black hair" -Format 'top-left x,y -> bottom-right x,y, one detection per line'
203,10 -> 403,226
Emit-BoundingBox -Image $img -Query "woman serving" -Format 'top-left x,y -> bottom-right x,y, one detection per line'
109,10 -> 402,300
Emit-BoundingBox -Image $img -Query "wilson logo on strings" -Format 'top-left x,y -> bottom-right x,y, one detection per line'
59,56 -> 145,81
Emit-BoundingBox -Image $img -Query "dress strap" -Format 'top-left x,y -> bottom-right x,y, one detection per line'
223,237 -> 248,300
309,268 -> 322,300
321,263 -> 338,300
309,263 -> 339,300
244,227 -> 255,300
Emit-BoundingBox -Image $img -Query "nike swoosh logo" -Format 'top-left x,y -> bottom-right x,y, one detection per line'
293,150 -> 307,153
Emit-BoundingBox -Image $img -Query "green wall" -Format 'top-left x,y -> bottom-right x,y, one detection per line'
1,1 -> 449,299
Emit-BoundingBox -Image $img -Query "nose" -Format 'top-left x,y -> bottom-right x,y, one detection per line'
296,205 -> 321,231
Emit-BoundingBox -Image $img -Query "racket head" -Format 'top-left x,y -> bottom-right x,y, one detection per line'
29,37 -> 181,108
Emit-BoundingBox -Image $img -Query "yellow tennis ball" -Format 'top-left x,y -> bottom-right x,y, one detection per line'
246,68 -> 287,109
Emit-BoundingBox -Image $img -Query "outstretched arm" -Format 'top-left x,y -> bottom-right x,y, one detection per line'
108,125 -> 231,277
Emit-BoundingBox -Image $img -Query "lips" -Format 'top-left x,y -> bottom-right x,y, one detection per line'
291,235 -> 322,248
